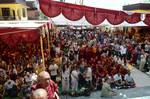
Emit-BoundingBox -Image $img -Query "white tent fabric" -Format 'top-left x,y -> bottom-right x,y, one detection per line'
113,21 -> 148,27
51,14 -> 91,26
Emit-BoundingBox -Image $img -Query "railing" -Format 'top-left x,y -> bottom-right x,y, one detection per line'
0,16 -> 16,20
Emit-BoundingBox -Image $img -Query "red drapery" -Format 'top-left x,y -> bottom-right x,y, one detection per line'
40,1 -> 61,17
84,7 -> 106,25
38,0 -> 150,26
106,11 -> 125,25
144,14 -> 150,26
125,13 -> 141,24
0,28 -> 40,46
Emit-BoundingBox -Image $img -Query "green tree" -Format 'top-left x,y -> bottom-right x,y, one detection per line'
39,11 -> 48,20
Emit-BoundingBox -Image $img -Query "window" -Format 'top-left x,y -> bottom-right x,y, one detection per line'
2,8 -> 10,20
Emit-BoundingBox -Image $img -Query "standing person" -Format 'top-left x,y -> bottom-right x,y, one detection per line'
101,77 -> 117,97
10,65 -> 18,81
139,54 -> 146,72
98,30 -> 104,44
69,50 -> 75,62
85,65 -> 92,88
32,71 -> 59,99
120,44 -> 127,62
78,61 -> 86,88
49,61 -> 59,82
61,64 -> 70,93
71,66 -> 79,92
74,43 -> 80,61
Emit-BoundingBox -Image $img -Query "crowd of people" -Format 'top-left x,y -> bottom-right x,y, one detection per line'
0,27 -> 150,98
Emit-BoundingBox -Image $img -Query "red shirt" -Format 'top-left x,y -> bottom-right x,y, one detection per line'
32,80 -> 58,99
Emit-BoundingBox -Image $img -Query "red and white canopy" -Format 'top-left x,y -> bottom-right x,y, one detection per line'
0,21 -> 52,46
38,0 -> 150,26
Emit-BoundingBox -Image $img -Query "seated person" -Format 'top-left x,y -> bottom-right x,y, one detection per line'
106,75 -> 115,89
124,71 -> 135,88
101,77 -> 117,97
113,72 -> 124,89
24,72 -> 32,84
4,79 -> 18,97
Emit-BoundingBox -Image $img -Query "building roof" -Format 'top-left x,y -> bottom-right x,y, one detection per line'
26,1 -> 37,10
123,3 -> 150,13
0,0 -> 26,5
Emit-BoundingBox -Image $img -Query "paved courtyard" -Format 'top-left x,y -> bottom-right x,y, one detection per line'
60,86 -> 150,99
61,67 -> 150,99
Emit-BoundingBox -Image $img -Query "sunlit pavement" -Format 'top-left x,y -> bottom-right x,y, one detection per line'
60,86 -> 150,99
130,67 -> 150,87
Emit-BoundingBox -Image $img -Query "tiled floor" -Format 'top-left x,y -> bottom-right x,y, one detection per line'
60,67 -> 150,99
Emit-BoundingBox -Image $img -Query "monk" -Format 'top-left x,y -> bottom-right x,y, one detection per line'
32,71 -> 59,99
31,88 -> 48,99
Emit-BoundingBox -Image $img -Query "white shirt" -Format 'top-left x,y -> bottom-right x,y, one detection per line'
145,44 -> 149,52
25,75 -> 32,83
55,47 -> 60,54
13,68 -> 17,75
120,45 -> 127,55
49,64 -> 58,76
62,68 -> 70,81
31,73 -> 37,82
86,67 -> 92,81
4,80 -> 16,90
71,70 -> 79,81
113,56 -> 117,62
113,74 -> 122,81
124,74 -> 134,82
115,44 -> 120,51
117,58 -> 123,65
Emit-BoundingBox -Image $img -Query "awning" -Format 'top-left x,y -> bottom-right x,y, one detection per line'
0,20 -> 50,29
0,20 -> 52,46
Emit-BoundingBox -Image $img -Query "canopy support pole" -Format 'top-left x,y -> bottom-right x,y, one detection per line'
47,27 -> 50,58
40,35 -> 45,69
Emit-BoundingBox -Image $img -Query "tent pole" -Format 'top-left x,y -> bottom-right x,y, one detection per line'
40,35 -> 45,69
46,24 -> 51,58
47,31 -> 50,57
